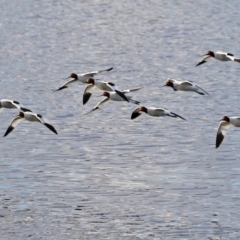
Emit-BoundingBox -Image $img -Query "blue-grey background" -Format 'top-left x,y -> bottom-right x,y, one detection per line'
0,0 -> 240,239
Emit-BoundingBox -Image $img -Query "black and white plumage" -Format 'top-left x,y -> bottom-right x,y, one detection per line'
162,78 -> 209,95
131,106 -> 186,120
85,88 -> 141,115
216,116 -> 240,148
83,78 -> 130,105
196,51 -> 240,66
3,111 -> 58,137
55,67 -> 113,91
0,99 -> 31,112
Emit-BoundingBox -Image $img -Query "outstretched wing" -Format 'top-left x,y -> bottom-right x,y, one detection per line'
169,111 -> 186,121
195,84 -> 210,96
84,67 -> 113,77
131,107 -> 142,120
121,87 -> 142,93
3,115 -> 24,137
216,121 -> 232,148
35,114 -> 58,135
55,78 -> 78,91
84,97 -> 110,115
104,82 -> 129,102
11,100 -> 32,112
83,84 -> 96,105
196,55 -> 212,66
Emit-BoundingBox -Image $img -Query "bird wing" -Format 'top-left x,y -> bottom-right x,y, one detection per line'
169,111 -> 186,121
105,82 -> 120,91
35,114 -> 58,135
121,87 -> 142,93
181,81 -> 193,86
131,107 -> 143,120
84,97 -> 110,115
55,78 -> 78,91
11,100 -> 32,112
83,67 -> 113,77
216,121 -> 232,148
196,55 -> 212,66
3,115 -> 24,137
225,51 -> 240,62
83,84 -> 96,105
195,84 -> 210,96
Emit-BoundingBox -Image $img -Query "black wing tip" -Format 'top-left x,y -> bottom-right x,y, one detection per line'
84,107 -> 98,115
20,107 -> 32,112
106,67 -> 113,71
83,93 -> 92,105
171,112 -> 186,121
131,112 -> 140,120
56,86 -> 68,91
196,61 -> 206,67
216,133 -> 224,148
44,123 -> 58,135
115,90 -> 129,102
3,126 -> 14,137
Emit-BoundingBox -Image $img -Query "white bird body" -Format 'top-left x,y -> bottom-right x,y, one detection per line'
85,88 -> 141,114
216,116 -> 240,148
0,99 -> 31,112
82,79 -> 127,104
163,79 -> 209,95
3,111 -> 58,136
131,106 -> 186,120
196,51 -> 240,66
56,67 -> 113,91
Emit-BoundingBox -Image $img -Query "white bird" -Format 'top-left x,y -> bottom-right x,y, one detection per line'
131,106 -> 186,120
196,51 -> 240,66
216,116 -> 240,148
85,88 -> 141,114
83,78 -> 129,104
162,78 -> 209,95
3,111 -> 58,137
56,67 -> 113,91
0,99 -> 31,112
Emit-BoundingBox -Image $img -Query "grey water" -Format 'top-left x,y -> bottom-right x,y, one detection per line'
0,0 -> 240,239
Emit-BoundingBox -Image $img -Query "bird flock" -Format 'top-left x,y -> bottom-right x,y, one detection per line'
2,50 -> 240,148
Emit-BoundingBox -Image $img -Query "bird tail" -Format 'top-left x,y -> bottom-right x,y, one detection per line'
129,99 -> 141,105
234,59 -> 240,63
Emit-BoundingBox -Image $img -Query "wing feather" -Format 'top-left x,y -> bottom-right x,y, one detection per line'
216,121 -> 232,148
3,115 -> 24,137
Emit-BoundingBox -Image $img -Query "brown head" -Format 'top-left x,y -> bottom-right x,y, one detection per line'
139,106 -> 147,113
164,80 -> 174,89
87,78 -> 95,84
69,73 -> 78,79
222,116 -> 230,122
205,51 -> 214,57
102,92 -> 110,98
18,112 -> 24,117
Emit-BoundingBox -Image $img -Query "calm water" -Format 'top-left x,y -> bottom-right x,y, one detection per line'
1,0 -> 240,239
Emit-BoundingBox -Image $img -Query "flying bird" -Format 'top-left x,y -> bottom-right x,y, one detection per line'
0,99 -> 31,112
161,78 -> 209,95
196,51 -> 240,66
83,78 -> 130,105
3,111 -> 58,137
216,116 -> 240,148
55,67 -> 113,91
131,106 -> 186,120
85,88 -> 141,114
